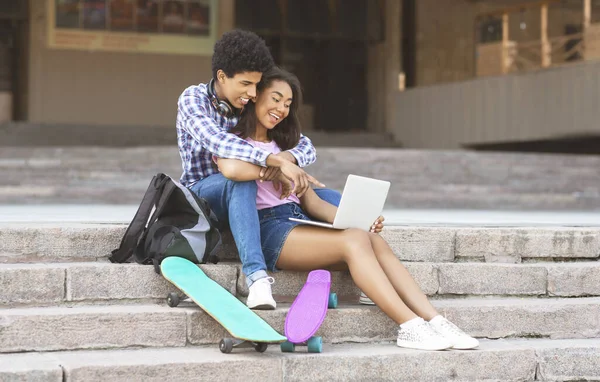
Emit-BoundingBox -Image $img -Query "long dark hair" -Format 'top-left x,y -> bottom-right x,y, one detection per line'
230,67 -> 303,151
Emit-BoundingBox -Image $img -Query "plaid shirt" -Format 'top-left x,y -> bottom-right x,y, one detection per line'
176,83 -> 317,187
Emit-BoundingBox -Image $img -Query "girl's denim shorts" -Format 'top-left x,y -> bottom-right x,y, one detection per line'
258,202 -> 310,271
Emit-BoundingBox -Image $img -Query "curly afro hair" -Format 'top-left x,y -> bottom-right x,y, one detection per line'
211,29 -> 274,80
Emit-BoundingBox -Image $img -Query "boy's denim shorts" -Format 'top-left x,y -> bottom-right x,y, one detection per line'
258,202 -> 310,271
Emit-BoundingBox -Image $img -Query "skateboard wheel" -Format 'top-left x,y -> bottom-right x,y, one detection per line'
307,336 -> 323,353
254,342 -> 268,353
219,338 -> 234,354
166,292 -> 180,308
328,293 -> 338,309
280,341 -> 295,353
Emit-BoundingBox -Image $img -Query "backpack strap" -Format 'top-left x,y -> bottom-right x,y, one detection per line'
108,173 -> 169,263
147,180 -> 178,226
148,226 -> 180,274
133,180 -> 178,264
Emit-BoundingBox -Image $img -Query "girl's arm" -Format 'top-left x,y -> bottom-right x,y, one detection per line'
299,188 -> 338,223
214,158 -> 262,181
216,157 -> 320,198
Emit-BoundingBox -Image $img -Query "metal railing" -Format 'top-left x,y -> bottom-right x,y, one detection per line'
476,0 -> 599,75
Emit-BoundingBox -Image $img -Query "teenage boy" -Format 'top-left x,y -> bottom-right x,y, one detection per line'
176,29 -> 340,310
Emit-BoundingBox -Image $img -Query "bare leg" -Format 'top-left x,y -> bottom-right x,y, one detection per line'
276,226 -> 418,324
368,233 -> 439,320
302,232 -> 439,320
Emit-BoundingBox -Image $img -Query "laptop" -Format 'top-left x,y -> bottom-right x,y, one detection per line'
289,174 -> 391,231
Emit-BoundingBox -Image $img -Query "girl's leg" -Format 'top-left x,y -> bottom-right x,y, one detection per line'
368,233 -> 479,349
368,233 -> 439,320
317,234 -> 438,320
276,226 -> 418,324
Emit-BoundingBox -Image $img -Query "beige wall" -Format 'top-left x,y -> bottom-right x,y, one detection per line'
366,0 -> 402,135
27,0 -> 399,135
0,92 -> 11,122
28,0 -> 234,127
415,0 -> 477,86
393,59 -> 600,149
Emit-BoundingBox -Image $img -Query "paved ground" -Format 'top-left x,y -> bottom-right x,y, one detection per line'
1,205 -> 599,227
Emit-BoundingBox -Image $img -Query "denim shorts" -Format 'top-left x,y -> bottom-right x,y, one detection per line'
259,202 -> 311,272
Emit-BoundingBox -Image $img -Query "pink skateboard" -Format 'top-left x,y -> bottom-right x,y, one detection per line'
280,270 -> 338,353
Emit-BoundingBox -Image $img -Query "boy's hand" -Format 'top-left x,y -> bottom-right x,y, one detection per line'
273,175 -> 293,199
369,216 -> 385,234
279,161 -> 324,198
266,154 -> 325,197
259,167 -> 281,182
259,151 -> 297,181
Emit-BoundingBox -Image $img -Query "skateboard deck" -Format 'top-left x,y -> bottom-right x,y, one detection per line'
161,256 -> 286,353
281,269 -> 337,353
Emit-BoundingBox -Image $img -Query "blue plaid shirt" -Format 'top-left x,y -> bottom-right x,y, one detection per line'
176,83 -> 317,187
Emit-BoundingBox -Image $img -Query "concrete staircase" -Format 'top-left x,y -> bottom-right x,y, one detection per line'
1,223 -> 599,381
2,146 -> 600,209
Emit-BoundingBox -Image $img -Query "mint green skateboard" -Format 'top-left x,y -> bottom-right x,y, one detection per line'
161,257 -> 286,353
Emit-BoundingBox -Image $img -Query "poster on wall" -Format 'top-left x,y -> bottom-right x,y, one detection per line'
48,0 -> 217,55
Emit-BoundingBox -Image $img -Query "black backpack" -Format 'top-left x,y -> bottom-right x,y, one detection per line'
109,173 -> 221,273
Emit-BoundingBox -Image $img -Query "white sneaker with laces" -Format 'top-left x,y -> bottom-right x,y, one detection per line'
396,317 -> 453,351
428,315 -> 479,350
246,277 -> 276,310
359,291 -> 375,305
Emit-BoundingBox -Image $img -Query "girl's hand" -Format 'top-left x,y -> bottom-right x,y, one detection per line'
369,216 -> 385,234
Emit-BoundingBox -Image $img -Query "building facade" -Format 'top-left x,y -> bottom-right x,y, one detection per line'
0,0 -> 401,136
1,0 -> 599,149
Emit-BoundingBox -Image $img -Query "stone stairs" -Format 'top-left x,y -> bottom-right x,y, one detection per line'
1,339 -> 599,381
2,146 -> 600,209
1,223 -> 600,380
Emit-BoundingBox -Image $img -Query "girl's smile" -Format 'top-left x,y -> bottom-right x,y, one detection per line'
255,80 -> 293,131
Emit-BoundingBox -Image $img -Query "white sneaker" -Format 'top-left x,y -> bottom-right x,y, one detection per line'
396,317 -> 453,351
428,315 -> 479,350
246,277 -> 276,310
359,291 -> 375,305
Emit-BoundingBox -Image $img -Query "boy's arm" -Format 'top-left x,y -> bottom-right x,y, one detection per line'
284,134 -> 317,167
299,188 -> 337,223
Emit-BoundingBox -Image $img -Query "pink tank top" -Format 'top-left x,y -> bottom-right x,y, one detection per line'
246,138 -> 301,210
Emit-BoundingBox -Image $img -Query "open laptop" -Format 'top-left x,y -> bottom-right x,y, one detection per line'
289,174 -> 391,231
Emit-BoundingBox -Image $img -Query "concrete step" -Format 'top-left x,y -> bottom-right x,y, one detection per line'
2,223 -> 599,263
1,339 -> 599,381
3,147 -> 600,184
2,147 -> 600,209
1,298 -> 599,353
0,122 -> 401,148
5,161 -> 599,191
4,205 -> 600,226
4,185 -> 600,210
2,261 -> 600,307
0,262 -> 238,307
